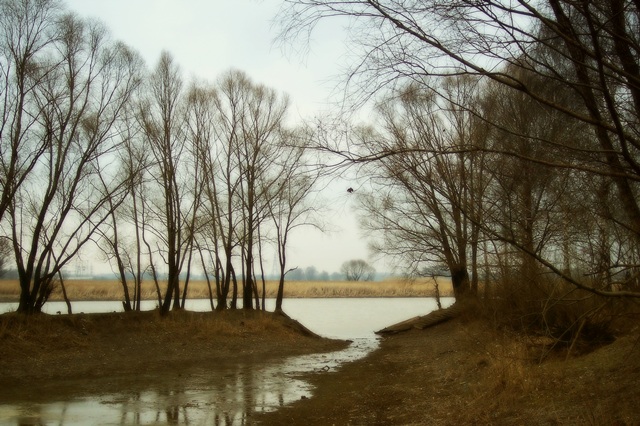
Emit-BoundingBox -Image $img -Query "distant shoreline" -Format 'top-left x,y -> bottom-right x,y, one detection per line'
0,277 -> 455,305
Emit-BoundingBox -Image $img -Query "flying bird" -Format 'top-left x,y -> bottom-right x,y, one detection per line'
347,187 -> 354,193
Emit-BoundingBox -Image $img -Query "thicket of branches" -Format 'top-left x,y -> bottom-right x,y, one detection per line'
280,0 -> 640,336
0,0 -> 321,314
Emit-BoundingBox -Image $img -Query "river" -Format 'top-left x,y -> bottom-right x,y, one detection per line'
0,297 -> 454,425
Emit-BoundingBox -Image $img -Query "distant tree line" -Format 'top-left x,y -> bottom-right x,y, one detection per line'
285,260 -> 379,281
286,266 -> 339,282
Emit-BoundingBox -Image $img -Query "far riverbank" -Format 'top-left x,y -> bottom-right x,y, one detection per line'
0,277 -> 454,303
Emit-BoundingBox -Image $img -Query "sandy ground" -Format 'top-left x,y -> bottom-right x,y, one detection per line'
1,309 -> 639,425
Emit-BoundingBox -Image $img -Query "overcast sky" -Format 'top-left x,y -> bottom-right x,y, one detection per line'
64,0 -> 378,274
65,0 -> 351,119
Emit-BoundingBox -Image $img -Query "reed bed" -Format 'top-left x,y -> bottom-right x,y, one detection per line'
279,278 -> 453,298
0,276 -> 453,302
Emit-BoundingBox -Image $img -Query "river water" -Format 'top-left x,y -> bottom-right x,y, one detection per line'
0,297 -> 454,425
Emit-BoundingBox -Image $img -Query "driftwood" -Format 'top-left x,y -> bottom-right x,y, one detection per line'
376,303 -> 468,335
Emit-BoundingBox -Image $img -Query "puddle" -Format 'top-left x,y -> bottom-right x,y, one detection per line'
0,338 -> 379,425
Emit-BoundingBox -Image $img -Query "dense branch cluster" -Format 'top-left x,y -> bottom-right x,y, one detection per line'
281,0 -> 640,331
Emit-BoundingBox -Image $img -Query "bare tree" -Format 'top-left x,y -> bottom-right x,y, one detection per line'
138,51 -> 201,315
188,80 -> 234,310
5,12 -> 141,313
268,129 -> 321,312
0,0 -> 61,223
202,70 -> 289,310
189,71 -> 314,311
279,0 -> 640,299
341,259 -> 376,281
356,78 -> 489,300
0,235 -> 11,276
234,74 -> 289,310
205,71 -> 247,310
95,106 -> 150,312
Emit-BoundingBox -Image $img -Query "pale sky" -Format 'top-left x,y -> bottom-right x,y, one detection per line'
65,0 -> 350,120
64,0 -> 378,274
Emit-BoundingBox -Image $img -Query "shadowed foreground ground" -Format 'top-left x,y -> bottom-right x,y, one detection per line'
1,309 -> 639,425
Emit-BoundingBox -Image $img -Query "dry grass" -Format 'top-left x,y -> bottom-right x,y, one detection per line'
0,309 -> 318,358
0,309 -> 347,389
484,335 -> 545,397
0,276 -> 453,302
279,277 -> 452,298
158,309 -> 300,337
477,327 -> 640,425
483,275 -> 627,352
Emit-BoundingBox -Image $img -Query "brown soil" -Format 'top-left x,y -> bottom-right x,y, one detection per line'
257,315 -> 640,425
1,309 -> 639,425
0,310 -> 347,402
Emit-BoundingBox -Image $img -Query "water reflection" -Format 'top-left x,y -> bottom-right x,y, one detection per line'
0,298 -> 450,425
1,338 -> 378,425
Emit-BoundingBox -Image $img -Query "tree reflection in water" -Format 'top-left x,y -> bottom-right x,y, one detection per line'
2,338 -> 378,425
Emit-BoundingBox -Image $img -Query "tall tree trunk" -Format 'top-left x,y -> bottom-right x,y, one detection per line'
57,271 -> 72,315
275,275 -> 285,312
230,266 -> 238,309
450,265 -> 471,302
243,235 -> 254,310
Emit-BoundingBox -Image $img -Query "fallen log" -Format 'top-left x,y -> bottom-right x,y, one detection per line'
376,303 -> 466,335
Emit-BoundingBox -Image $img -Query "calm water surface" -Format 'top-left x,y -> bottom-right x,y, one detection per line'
0,297 -> 454,425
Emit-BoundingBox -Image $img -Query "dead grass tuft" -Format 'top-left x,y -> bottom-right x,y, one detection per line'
0,312 -> 93,355
484,334 -> 544,397
481,275 -> 631,358
157,309 -> 297,338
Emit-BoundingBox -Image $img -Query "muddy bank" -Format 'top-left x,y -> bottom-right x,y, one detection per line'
257,317 -> 640,425
0,310 -> 347,403
2,310 -> 639,425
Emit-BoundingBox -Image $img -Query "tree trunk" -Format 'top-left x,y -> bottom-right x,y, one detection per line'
450,266 -> 472,302
275,275 -> 285,312
57,272 -> 72,315
117,262 -> 132,312
230,267 -> 238,309
243,244 -> 254,310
